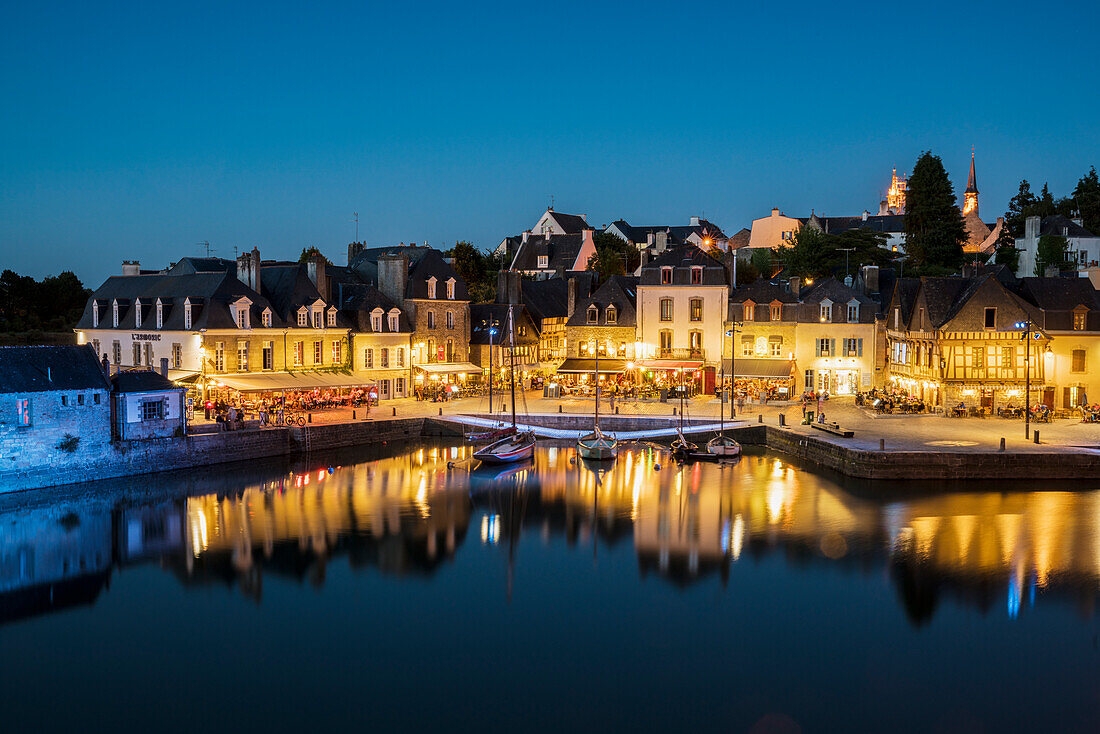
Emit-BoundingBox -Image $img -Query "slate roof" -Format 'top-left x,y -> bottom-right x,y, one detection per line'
1039,215 -> 1097,239
802,214 -> 905,234
545,211 -> 590,235
0,345 -> 110,394
1017,277 -> 1100,311
890,277 -> 921,326
510,234 -> 588,272
639,245 -> 729,286
610,219 -> 727,245
800,277 -> 876,306
469,304 -> 538,345
328,277 -> 412,333
519,277 -> 569,323
730,278 -> 800,304
348,246 -> 470,300
727,228 -> 751,249
566,276 -> 638,327
168,258 -> 235,275
110,370 -> 181,393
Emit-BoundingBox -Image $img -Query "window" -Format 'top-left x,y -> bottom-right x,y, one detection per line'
135,302 -> 143,328
262,341 -> 273,370
141,400 -> 164,421
660,267 -> 673,284
848,303 -> 859,323
606,307 -> 617,324
144,343 -> 153,366
842,338 -> 863,357
112,341 -> 121,365
113,301 -> 120,327
894,308 -> 899,330
1066,386 -> 1083,408
313,341 -> 323,365
156,303 -> 163,329
388,313 -> 399,331
446,339 -> 454,361
689,331 -> 702,353
395,377 -> 405,396
237,308 -> 248,329
293,341 -> 303,366
262,310 -> 272,328
94,393 -> 100,405
689,298 -> 703,322
61,395 -> 68,407
1072,349 -> 1086,373
16,397 -> 31,426
237,340 -> 249,371
771,304 -> 781,321
820,302 -> 832,322
312,307 -> 323,328
817,338 -> 832,357
918,308 -> 924,330
327,310 -> 337,327
690,267 -> 703,285
298,310 -> 308,327
804,370 -> 814,391
447,311 -> 455,329
365,348 -> 373,368
446,280 -> 455,299
172,343 -> 182,369
587,307 -> 598,324
974,347 -> 985,370
769,337 -> 783,357
92,339 -> 101,357
371,313 -> 383,331
427,278 -> 437,299
332,340 -> 342,364
1074,311 -> 1087,330
77,394 -> 85,406
397,347 -> 405,367
92,303 -> 99,328
659,330 -> 673,352
427,310 -> 436,329
1001,346 -> 1015,374
741,336 -> 753,357
381,348 -> 390,368
184,302 -> 192,330
132,343 -> 141,366
984,307 -> 996,329
659,298 -> 673,322
427,339 -> 435,362
537,255 -> 548,269
743,302 -> 754,322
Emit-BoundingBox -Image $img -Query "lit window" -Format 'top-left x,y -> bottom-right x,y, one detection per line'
771,304 -> 781,321
215,342 -> 225,372
427,310 -> 436,328
690,267 -> 702,285
141,400 -> 164,421
371,313 -> 382,331
606,307 -> 616,324
332,340 -> 342,364
587,307 -> 598,324
327,310 -> 337,327
660,267 -> 673,284
298,310 -> 308,327
262,310 -> 271,328
690,298 -> 703,322
365,349 -> 373,368
237,340 -> 248,371
447,311 -> 455,329
313,341 -> 323,364
427,278 -> 437,299
820,303 -> 832,321
446,280 -> 455,299
538,255 -> 548,269
1074,311 -> 1087,330
659,299 -> 673,322
293,341 -> 303,366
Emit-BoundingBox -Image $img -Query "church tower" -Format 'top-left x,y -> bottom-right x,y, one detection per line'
963,151 -> 979,216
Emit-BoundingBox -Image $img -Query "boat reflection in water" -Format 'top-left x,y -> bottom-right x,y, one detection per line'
1,442 -> 1099,625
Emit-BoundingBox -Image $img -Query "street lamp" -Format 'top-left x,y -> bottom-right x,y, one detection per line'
726,319 -> 742,417
1014,319 -> 1039,439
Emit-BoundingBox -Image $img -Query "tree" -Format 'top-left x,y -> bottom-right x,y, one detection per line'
587,231 -> 636,283
993,227 -> 1020,274
1005,180 -> 1038,237
750,248 -> 775,279
445,241 -> 499,302
904,152 -> 967,272
1034,234 -> 1069,276
1073,166 -> 1100,234
0,269 -> 90,333
298,246 -> 331,264
779,227 -> 893,281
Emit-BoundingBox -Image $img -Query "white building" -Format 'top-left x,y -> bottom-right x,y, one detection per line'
1016,215 -> 1100,277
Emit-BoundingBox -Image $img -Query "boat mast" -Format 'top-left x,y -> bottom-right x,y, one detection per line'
509,305 -> 517,428
719,362 -> 724,436
488,317 -> 494,415
679,366 -> 685,433
594,347 -> 599,431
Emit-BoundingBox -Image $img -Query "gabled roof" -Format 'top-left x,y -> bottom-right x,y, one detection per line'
510,234 -> 588,272
168,258 -> 235,275
1017,277 -> 1100,312
566,276 -> 638,327
0,345 -> 110,393
730,278 -> 799,304
800,277 -> 875,306
330,279 -> 412,333
727,228 -> 751,249
889,277 -> 921,326
639,245 -> 728,286
519,277 -> 569,323
469,304 -> 538,345
110,370 -> 182,393
610,220 -> 727,245
801,214 -> 905,234
348,246 -> 469,300
1038,215 -> 1097,239
545,210 -> 590,235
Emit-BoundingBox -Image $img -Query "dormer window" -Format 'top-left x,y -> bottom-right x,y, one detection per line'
388,310 -> 400,331
847,300 -> 859,323
770,303 -> 782,321
112,300 -> 119,327
327,308 -> 337,327
538,255 -> 549,269
743,301 -> 755,322
1074,307 -> 1087,330
427,276 -> 437,299
155,300 -> 163,329
820,300 -> 833,322
587,306 -> 598,324
297,308 -> 308,327
261,308 -> 272,328
184,299 -> 192,330
232,298 -> 252,329
370,309 -> 383,332
134,299 -> 143,328
660,267 -> 673,285
237,308 -> 248,329
690,266 -> 703,285
606,307 -> 617,324
446,278 -> 456,300
92,301 -> 100,328
311,303 -> 324,328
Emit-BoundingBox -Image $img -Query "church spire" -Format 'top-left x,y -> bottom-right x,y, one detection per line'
963,149 -> 979,216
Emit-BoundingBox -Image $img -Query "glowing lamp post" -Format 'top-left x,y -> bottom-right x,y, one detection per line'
1014,319 -> 1037,439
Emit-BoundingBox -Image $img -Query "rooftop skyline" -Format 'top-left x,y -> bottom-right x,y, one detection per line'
3,0 -> 1099,286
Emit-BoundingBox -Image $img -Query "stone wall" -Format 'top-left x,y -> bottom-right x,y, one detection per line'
407,299 -> 471,363
0,388 -> 112,477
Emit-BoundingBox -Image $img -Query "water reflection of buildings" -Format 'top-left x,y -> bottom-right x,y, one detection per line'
1,443 -> 1098,626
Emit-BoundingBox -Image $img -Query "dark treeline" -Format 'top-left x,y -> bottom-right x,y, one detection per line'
0,270 -> 90,333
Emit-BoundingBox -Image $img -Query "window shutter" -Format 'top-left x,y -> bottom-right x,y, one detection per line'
815,340 -> 821,357
830,339 -> 835,356
1064,387 -> 1072,408
857,339 -> 863,357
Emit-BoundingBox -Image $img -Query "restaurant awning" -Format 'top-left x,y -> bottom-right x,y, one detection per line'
167,369 -> 201,384
555,358 -> 627,374
638,359 -> 703,370
723,359 -> 794,379
210,371 -> 377,392
414,362 -> 483,375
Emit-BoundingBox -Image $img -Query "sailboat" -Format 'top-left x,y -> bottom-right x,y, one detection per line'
473,305 -> 536,465
577,349 -> 617,461
468,313 -> 515,444
706,363 -> 741,457
670,367 -> 698,460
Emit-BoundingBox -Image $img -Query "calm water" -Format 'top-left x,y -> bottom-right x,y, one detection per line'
1,442 -> 1098,733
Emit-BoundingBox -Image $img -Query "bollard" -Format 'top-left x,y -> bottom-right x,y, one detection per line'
1033,430 -> 1040,444
673,408 -> 677,416
438,407 -> 442,416
308,413 -> 312,423
1000,437 -> 1005,452
558,405 -> 563,413
353,410 -> 356,419
879,438 -> 885,451
779,414 -> 786,427
615,407 -> 619,414
392,407 -> 396,417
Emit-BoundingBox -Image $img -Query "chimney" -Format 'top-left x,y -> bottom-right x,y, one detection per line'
567,278 -> 577,318
656,231 -> 668,252
522,230 -> 530,244
862,210 -> 870,221
647,232 -> 655,248
122,261 -> 141,276
1025,215 -> 1040,241
377,253 -> 409,309
690,216 -> 700,226
496,270 -> 522,305
348,241 -> 364,264
236,249 -> 260,291
640,250 -> 650,269
307,253 -> 328,301
160,357 -> 169,377
771,207 -> 780,217
861,265 -> 880,295
789,277 -> 801,298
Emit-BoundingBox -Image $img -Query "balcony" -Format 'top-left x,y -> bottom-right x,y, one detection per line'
657,348 -> 705,360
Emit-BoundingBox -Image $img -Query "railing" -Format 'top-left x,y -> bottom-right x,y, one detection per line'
656,348 -> 705,360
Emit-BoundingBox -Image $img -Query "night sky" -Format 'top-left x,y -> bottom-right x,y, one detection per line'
3,0 -> 1098,286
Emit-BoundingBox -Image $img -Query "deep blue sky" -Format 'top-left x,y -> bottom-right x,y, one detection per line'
3,0 -> 1098,286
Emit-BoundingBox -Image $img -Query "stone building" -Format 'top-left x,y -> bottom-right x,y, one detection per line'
110,370 -> 186,440
0,345 -> 112,479
558,275 -> 638,378
469,303 -> 540,378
